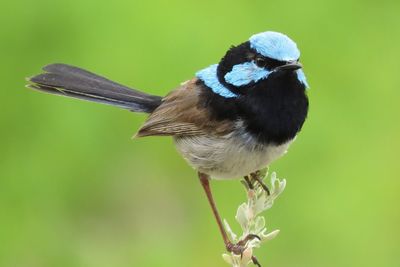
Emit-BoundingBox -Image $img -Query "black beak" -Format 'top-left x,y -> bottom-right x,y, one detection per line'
274,61 -> 302,72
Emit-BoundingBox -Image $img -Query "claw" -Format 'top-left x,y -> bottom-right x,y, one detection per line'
252,255 -> 262,267
250,172 -> 270,195
243,176 -> 254,190
242,234 -> 261,243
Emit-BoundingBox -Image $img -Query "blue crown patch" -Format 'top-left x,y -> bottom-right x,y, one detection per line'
249,31 -> 300,62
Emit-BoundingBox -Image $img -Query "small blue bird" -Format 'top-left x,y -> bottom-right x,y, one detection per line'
27,31 -> 309,265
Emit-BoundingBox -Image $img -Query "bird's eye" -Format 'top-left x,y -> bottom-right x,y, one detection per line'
255,57 -> 267,68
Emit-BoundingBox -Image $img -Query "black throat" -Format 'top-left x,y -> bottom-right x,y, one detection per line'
197,70 -> 309,145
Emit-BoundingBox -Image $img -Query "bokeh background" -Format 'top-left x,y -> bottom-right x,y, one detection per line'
1,0 -> 399,266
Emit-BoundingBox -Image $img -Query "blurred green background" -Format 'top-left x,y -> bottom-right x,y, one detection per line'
1,0 -> 399,266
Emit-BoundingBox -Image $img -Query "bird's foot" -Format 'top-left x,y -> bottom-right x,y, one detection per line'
226,234 -> 260,254
250,172 -> 270,195
243,175 -> 254,190
226,234 -> 261,266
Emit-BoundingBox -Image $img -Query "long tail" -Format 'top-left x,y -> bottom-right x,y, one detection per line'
27,63 -> 162,113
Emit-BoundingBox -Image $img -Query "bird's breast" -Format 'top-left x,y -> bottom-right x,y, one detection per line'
173,127 -> 294,179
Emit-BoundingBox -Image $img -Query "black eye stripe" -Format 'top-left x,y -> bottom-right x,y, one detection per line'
254,56 -> 285,69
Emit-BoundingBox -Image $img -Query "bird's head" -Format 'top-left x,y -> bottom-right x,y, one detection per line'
196,31 -> 308,98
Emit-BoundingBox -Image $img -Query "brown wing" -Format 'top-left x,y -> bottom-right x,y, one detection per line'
135,79 -> 234,137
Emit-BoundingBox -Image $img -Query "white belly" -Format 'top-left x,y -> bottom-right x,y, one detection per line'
174,131 -> 293,179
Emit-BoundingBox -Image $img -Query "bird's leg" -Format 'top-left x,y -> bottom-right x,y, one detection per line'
250,171 -> 270,196
198,172 -> 261,257
198,172 -> 230,246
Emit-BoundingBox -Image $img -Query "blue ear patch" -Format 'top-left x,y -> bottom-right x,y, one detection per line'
196,64 -> 238,98
249,31 -> 300,62
224,61 -> 271,86
296,69 -> 309,88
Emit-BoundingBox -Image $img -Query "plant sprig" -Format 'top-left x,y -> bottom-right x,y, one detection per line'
222,170 -> 286,267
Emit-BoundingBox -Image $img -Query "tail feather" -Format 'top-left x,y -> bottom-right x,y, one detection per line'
27,63 -> 162,113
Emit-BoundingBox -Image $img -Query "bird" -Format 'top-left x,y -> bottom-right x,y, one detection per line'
27,31 -> 309,266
